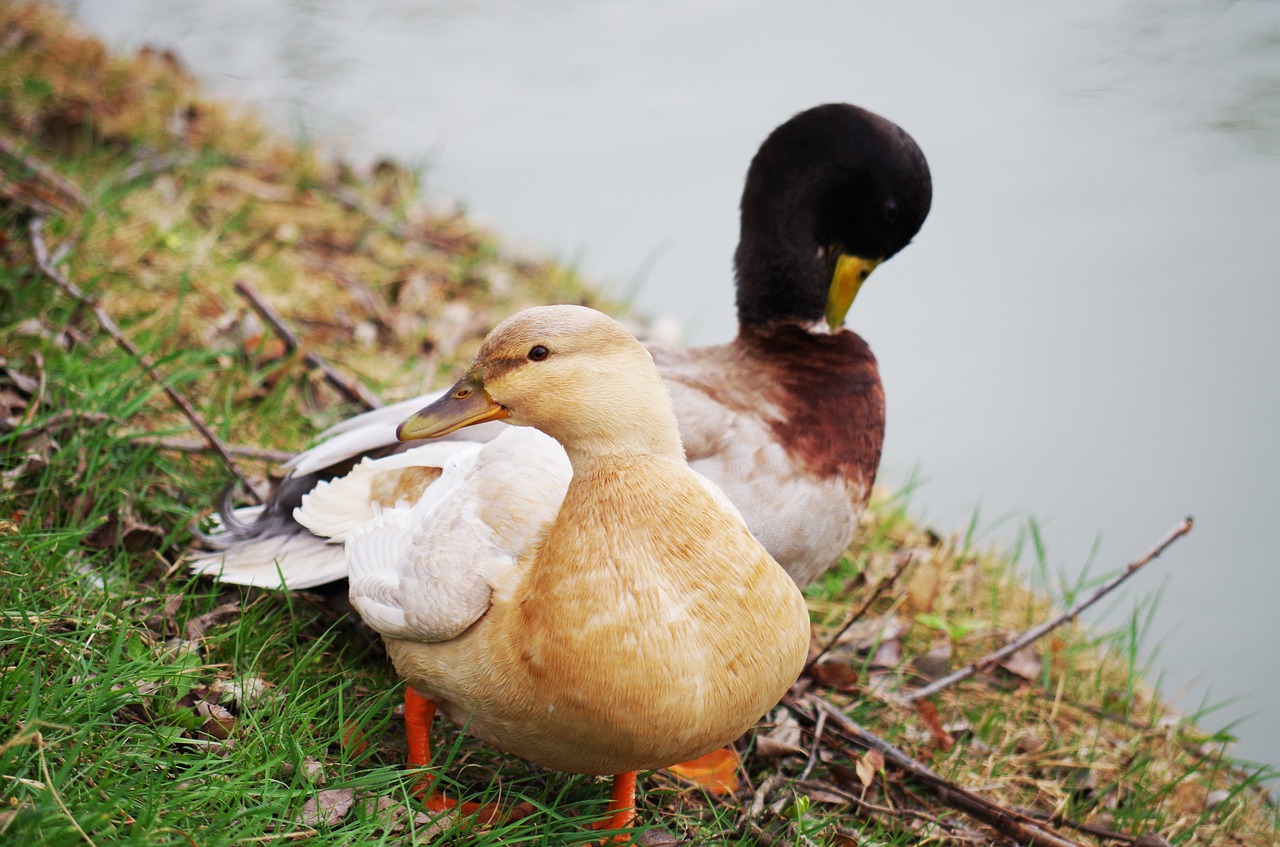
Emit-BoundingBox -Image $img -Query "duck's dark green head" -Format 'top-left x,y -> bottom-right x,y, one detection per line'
734,103 -> 932,331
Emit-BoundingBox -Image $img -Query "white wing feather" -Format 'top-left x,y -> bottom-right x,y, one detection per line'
294,441 -> 483,542
288,394 -> 439,475
345,427 -> 571,644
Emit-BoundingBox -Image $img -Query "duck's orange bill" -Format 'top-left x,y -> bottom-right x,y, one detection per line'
665,747 -> 741,795
397,371 -> 510,441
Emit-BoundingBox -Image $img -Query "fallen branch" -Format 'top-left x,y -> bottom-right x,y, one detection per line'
233,280 -> 381,411
128,436 -> 295,464
903,517 -> 1194,703
798,704 -> 826,782
803,551 -> 913,676
29,217 -> 264,503
793,779 -> 984,840
1016,807 -> 1141,844
118,150 -> 194,185
792,693 -> 1090,847
0,132 -> 87,216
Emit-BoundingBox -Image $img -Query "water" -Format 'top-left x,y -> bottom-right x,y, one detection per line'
67,0 -> 1280,769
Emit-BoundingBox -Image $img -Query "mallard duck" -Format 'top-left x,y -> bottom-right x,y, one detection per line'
192,102 -> 931,590
310,304 -> 811,830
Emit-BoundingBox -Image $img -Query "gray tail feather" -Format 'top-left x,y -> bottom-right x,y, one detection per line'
197,472 -> 325,547
189,471 -> 349,588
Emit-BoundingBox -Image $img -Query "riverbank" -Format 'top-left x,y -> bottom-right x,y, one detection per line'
0,4 -> 1274,845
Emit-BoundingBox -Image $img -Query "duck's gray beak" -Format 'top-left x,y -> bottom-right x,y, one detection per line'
396,370 -> 509,441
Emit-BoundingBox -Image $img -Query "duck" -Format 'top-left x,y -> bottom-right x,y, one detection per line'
191,102 -> 932,591
311,304 -> 812,831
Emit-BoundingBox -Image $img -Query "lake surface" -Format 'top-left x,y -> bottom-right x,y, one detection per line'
67,0 -> 1280,769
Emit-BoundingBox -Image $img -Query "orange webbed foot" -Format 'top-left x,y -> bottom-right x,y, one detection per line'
665,746 -> 741,795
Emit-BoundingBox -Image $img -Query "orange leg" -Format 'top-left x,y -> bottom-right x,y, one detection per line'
404,687 -> 526,824
591,771 -> 637,838
405,687 -> 632,835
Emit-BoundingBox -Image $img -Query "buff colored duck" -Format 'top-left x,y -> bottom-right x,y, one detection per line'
192,102 -> 931,590
312,305 -> 810,831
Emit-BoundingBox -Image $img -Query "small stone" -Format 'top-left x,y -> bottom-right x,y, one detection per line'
1204,788 -> 1231,810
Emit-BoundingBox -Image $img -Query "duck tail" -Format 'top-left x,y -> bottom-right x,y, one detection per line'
187,472 -> 350,589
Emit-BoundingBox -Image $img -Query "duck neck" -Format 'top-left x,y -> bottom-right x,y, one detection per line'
734,215 -> 827,330
527,357 -> 687,470
559,420 -> 685,474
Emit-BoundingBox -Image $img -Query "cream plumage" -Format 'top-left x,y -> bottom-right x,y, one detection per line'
315,305 -> 809,829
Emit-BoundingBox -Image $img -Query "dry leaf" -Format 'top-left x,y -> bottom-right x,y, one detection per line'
854,749 -> 884,786
360,796 -> 411,833
997,646 -> 1042,681
830,829 -> 859,847
195,700 -> 236,739
297,788 -> 356,827
755,712 -> 806,758
342,719 -> 368,757
85,507 -> 165,552
810,659 -> 859,693
185,602 -> 241,639
803,786 -> 850,805
210,676 -> 269,709
913,700 -> 955,752
905,553 -> 942,613
1014,732 -> 1046,754
910,641 -> 952,682
281,757 -> 326,785
143,593 -> 184,637
634,830 -> 683,847
0,387 -> 29,426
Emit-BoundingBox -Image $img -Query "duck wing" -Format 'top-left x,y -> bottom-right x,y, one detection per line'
339,428 -> 571,643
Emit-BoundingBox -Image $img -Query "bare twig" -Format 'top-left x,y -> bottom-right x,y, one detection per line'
1016,807 -> 1142,844
16,408 -> 112,433
29,217 -> 264,503
794,779 -> 978,835
791,693 -> 1090,847
118,150 -> 193,184
798,705 -> 826,782
0,132 -> 87,216
128,436 -> 295,464
903,518 -> 1193,703
233,280 -> 381,411
804,552 -> 913,675
16,351 -> 47,429
744,774 -> 784,823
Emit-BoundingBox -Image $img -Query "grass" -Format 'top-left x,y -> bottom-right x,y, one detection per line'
1,3 -> 1277,845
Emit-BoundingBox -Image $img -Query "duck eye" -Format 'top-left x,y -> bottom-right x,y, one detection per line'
884,198 -> 899,222
527,345 -> 549,361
